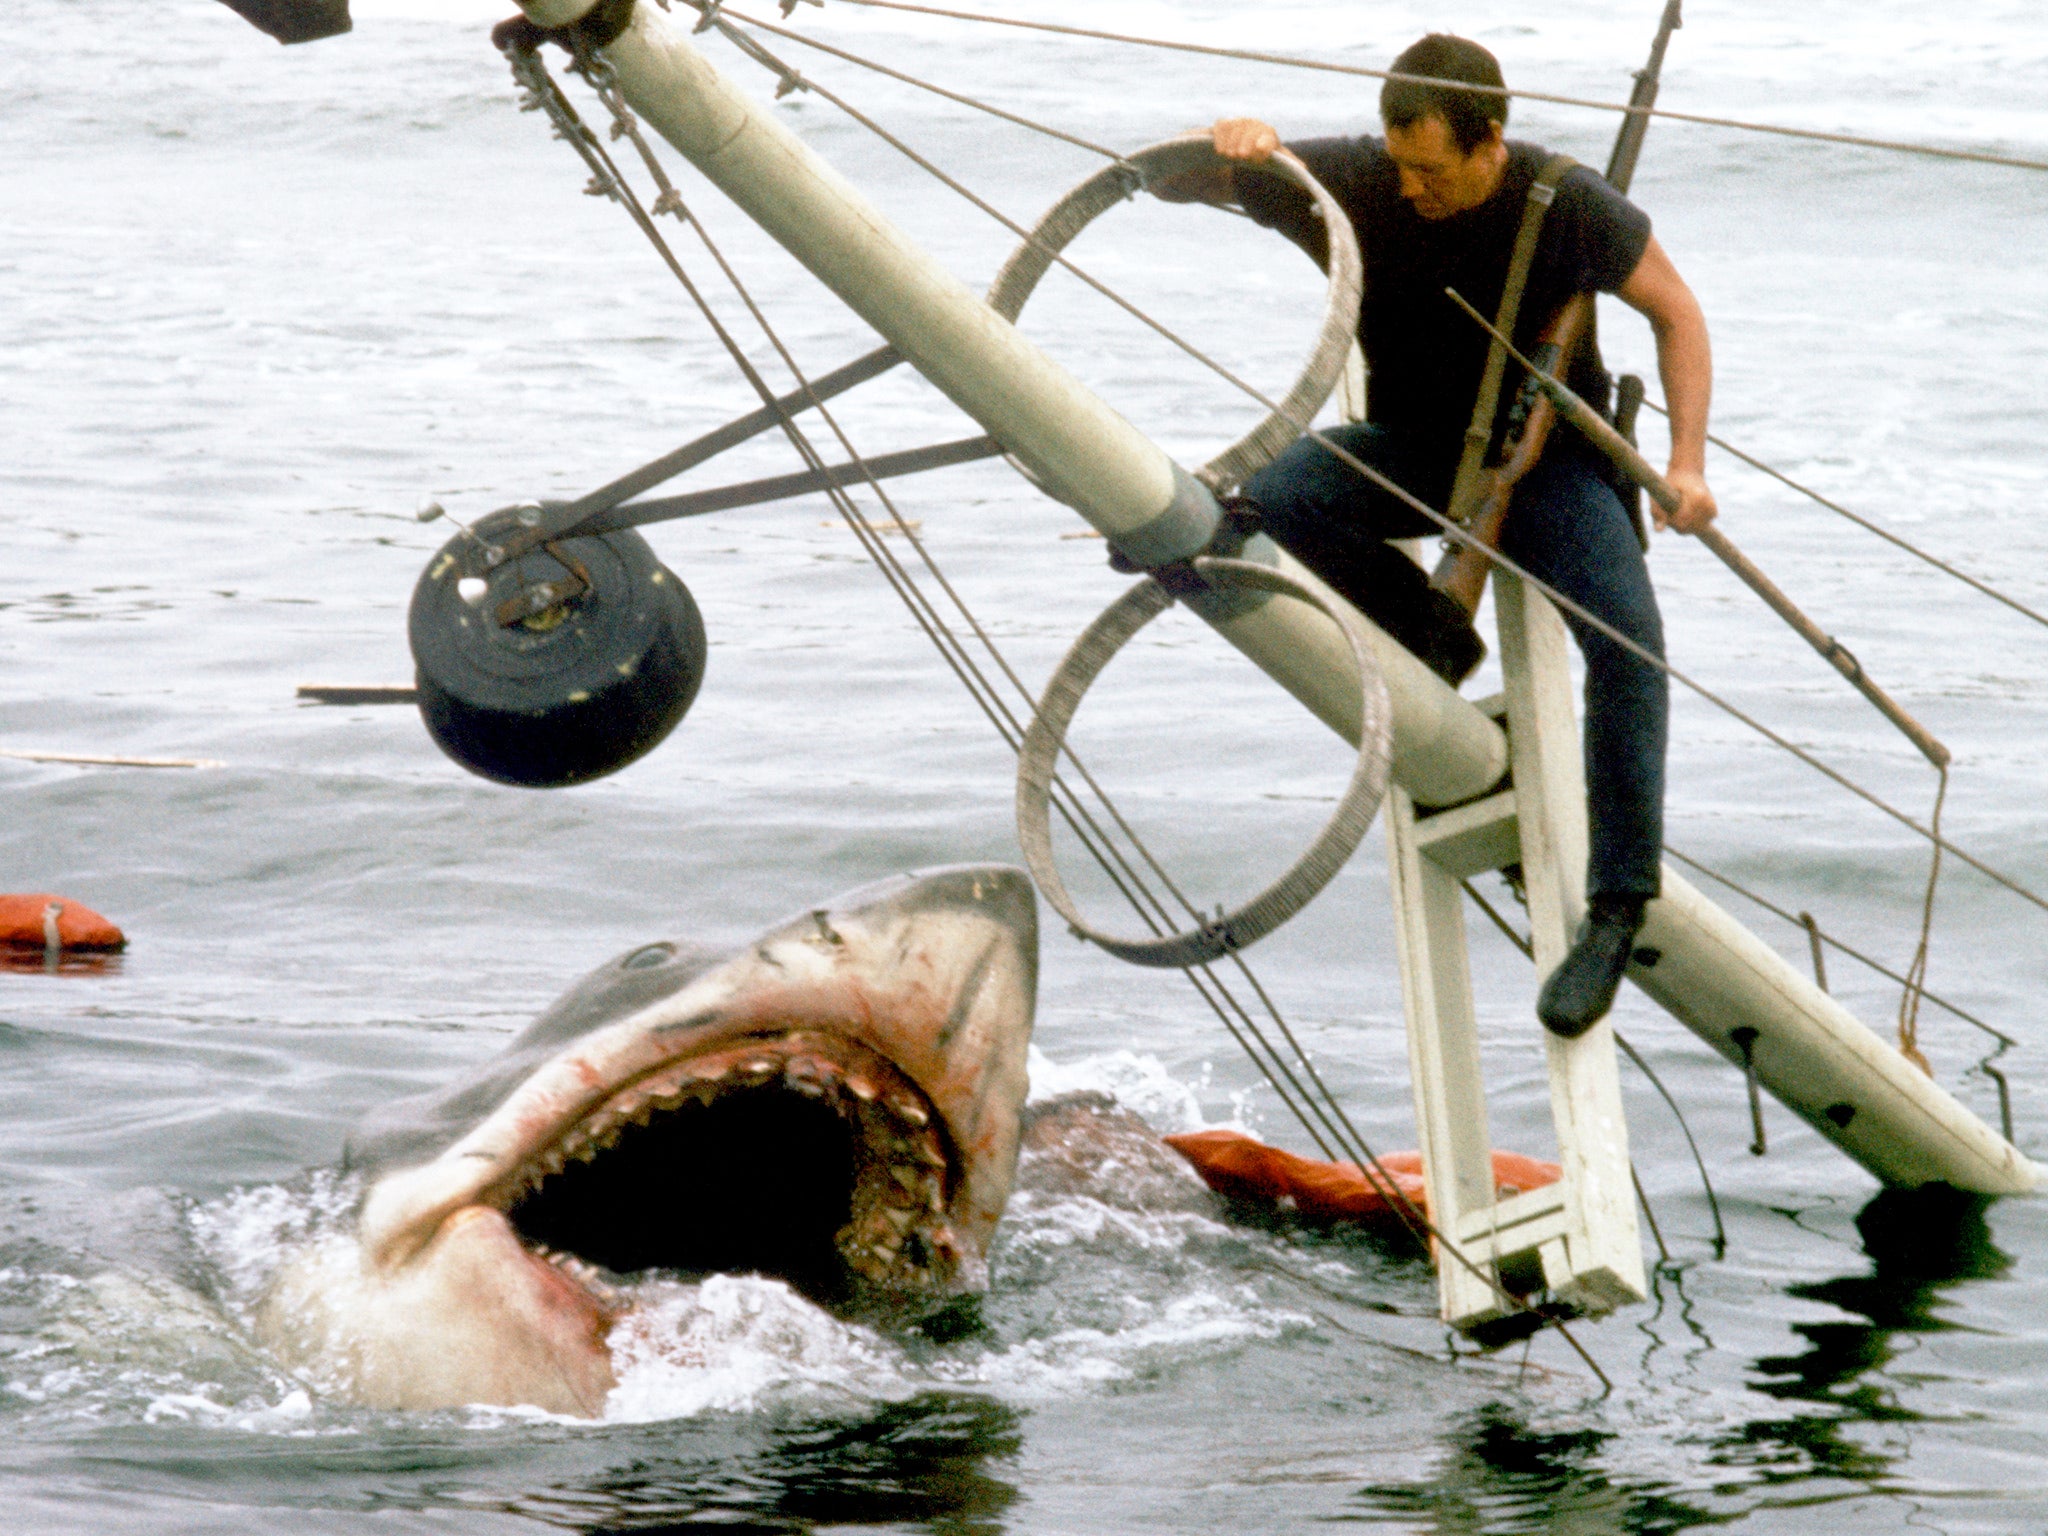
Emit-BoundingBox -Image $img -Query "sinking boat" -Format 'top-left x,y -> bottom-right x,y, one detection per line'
215,0 -> 2042,1354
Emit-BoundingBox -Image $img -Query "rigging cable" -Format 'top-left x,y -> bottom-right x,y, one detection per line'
701,6 -> 2048,938
517,39 -> 1615,1385
720,5 -> 1128,162
1640,397 -> 2048,635
821,0 -> 2048,177
1663,847 -> 2013,1048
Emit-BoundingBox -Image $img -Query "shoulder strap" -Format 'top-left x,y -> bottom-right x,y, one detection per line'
1446,152 -> 1577,525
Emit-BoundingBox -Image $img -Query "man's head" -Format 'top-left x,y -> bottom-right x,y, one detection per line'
1380,34 -> 1510,220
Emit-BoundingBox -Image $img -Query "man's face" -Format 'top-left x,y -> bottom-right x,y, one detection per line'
1383,114 -> 1505,220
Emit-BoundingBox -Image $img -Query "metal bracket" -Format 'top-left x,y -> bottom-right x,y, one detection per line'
448,344 -> 1008,626
481,344 -> 907,573
579,435 -> 1002,534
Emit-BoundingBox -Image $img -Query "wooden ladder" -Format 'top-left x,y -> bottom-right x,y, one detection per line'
1385,571 -> 1646,1331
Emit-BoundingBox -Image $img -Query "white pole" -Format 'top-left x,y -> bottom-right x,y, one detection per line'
1636,874 -> 2030,1189
514,0 -> 2036,1196
524,0 -> 1507,805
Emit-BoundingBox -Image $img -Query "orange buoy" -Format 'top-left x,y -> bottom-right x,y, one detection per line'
0,895 -> 125,952
1163,1129 -> 1558,1230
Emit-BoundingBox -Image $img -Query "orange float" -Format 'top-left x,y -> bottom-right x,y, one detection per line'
0,895 -> 126,951
1164,1128 -> 1557,1230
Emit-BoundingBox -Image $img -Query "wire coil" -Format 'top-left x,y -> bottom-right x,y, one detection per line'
1016,557 -> 1392,968
984,134 -> 1362,495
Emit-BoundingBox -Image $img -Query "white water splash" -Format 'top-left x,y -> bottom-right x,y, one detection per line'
942,1287 -> 1312,1401
1026,1044 -> 1216,1132
148,1051 -> 1328,1428
189,1170 -> 363,1316
603,1274 -> 913,1422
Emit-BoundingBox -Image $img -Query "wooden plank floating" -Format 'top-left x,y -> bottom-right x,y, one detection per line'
0,749 -> 222,769
296,684 -> 420,705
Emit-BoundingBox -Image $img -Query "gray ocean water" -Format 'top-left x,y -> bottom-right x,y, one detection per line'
5,0 -> 2048,1528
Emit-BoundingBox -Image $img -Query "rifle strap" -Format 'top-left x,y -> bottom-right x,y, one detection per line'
1446,152 -> 1578,525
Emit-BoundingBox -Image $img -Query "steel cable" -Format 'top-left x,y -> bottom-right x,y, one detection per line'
521,43 -> 1626,1381
820,0 -> 2048,177
1662,846 -> 2012,1047
704,10 -> 2048,933
1640,397 -> 2048,634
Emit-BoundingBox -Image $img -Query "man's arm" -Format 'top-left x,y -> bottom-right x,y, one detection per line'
1149,118 -> 1279,205
1616,235 -> 1717,533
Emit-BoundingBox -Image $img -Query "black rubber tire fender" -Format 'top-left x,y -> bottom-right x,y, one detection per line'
408,509 -> 706,788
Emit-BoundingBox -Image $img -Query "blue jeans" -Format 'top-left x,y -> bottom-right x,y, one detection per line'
1242,422 -> 1666,900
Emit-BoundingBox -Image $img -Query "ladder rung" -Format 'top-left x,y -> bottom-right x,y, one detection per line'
1411,789 -> 1520,877
1454,1184 -> 1570,1249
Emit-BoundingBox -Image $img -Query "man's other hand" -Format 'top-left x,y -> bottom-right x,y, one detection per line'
1657,467 -> 1718,534
1212,117 -> 1281,162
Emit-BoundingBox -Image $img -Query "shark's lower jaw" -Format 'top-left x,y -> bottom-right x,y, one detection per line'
485,1028 -> 964,1299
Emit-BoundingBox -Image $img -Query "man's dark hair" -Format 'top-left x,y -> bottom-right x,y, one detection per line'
1380,34 -> 1508,153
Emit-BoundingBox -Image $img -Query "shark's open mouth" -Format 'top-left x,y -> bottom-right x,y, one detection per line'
483,1028 -> 961,1298
307,869 -> 1033,1416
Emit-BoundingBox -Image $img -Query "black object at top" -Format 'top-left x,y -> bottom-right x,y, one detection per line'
1234,139 -> 1650,497
213,0 -> 350,44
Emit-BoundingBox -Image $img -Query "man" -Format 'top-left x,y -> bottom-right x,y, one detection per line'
1154,33 -> 1717,1038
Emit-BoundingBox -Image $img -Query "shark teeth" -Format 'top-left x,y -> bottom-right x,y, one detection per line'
489,1027 -> 960,1292
528,1243 -> 619,1303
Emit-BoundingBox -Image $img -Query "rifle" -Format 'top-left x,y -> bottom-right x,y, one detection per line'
1432,293 -> 1592,613
1430,0 -> 1683,614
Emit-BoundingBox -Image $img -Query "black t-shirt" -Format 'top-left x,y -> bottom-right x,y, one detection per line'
1235,137 -> 1651,494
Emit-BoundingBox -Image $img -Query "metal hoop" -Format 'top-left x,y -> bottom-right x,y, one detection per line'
1015,557 -> 1393,969
985,135 -> 1364,495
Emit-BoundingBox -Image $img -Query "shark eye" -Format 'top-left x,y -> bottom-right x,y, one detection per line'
622,943 -> 675,971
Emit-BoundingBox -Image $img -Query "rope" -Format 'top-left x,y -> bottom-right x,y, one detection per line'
820,0 -> 2048,177
1897,767 -> 1948,1074
1640,397 -> 2048,635
699,14 -> 2048,932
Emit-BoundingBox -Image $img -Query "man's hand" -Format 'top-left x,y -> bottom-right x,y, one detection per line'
1212,117 -> 1281,163
1657,466 -> 1717,534
1152,117 -> 1280,204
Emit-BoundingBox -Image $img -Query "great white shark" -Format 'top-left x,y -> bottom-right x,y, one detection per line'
255,865 -> 1037,1417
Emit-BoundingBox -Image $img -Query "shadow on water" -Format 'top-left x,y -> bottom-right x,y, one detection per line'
1342,1402 -> 1721,1534
1716,1185 -> 2009,1487
67,1391 -> 1022,1535
1342,1186 -> 2009,1532
0,948 -> 125,978
516,1392 -> 1024,1535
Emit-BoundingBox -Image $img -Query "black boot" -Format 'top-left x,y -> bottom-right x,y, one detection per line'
1417,585 -> 1487,686
1537,895 -> 1647,1039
